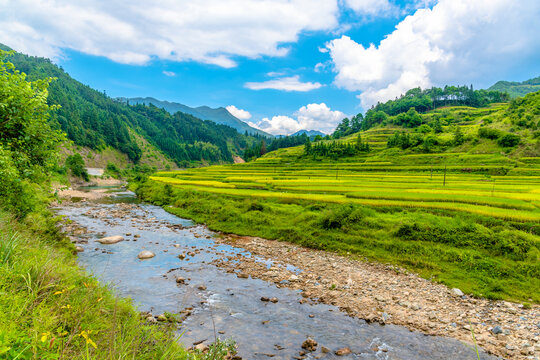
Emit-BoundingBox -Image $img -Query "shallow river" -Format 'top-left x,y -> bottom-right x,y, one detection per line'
57,187 -> 497,360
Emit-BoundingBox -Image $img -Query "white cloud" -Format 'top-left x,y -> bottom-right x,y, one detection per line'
327,0 -> 540,109
344,0 -> 394,16
249,103 -> 346,135
0,0 -> 341,67
226,105 -> 252,120
162,71 -> 176,77
245,75 -> 323,92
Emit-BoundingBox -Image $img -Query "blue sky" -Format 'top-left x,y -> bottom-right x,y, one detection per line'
1,0 -> 539,135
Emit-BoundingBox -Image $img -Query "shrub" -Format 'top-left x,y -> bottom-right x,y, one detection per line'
478,127 -> 501,140
498,133 -> 520,147
65,153 -> 89,181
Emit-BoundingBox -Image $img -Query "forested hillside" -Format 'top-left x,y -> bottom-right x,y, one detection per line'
1,44 -> 258,167
123,97 -> 270,137
489,76 -> 540,98
340,85 -> 510,134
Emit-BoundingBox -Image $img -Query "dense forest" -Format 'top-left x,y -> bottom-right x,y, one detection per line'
0,44 -> 258,167
129,104 -> 252,165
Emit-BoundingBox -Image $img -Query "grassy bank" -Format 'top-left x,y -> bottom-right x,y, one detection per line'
0,210 -> 193,360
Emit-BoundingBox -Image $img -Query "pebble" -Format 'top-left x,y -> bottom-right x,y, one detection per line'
335,347 -> 352,356
97,235 -> 124,244
492,326 -> 503,334
137,250 -> 155,259
451,288 -> 464,297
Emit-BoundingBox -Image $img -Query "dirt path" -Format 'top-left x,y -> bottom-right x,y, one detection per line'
212,234 -> 539,360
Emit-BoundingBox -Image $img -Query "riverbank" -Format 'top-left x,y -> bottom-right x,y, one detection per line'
212,233 -> 539,359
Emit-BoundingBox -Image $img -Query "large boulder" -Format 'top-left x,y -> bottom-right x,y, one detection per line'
97,235 -> 124,244
138,250 -> 155,260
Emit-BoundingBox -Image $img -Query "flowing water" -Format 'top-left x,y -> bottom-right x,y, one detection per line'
56,187 -> 498,360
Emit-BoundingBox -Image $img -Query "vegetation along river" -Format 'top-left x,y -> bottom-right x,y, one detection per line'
56,186 -> 498,359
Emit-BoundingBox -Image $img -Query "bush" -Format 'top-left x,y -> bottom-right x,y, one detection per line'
478,127 -> 501,140
65,153 -> 89,181
498,133 -> 521,147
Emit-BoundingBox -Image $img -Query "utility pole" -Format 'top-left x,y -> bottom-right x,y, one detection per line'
443,165 -> 447,187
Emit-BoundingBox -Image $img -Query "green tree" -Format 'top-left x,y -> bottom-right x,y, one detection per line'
0,49 -> 65,216
65,153 -> 89,181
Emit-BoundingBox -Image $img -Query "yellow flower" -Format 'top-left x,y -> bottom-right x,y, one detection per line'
40,332 -> 50,343
78,330 -> 97,349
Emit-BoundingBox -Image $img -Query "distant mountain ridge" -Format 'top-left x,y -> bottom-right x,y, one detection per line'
488,76 -> 540,98
290,130 -> 326,137
122,97 -> 271,137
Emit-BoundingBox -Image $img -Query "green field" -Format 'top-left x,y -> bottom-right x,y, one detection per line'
137,101 -> 540,304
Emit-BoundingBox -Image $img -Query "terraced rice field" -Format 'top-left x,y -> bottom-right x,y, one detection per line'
151,158 -> 540,223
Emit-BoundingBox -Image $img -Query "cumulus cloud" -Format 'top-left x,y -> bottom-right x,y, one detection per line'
249,103 -> 346,135
0,0 -> 342,67
245,75 -> 323,92
162,71 -> 176,77
226,105 -> 252,120
326,0 -> 540,109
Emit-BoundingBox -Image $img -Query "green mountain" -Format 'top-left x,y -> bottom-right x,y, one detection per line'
488,76 -> 540,98
1,44 -> 258,167
290,130 -> 326,138
123,97 -> 271,137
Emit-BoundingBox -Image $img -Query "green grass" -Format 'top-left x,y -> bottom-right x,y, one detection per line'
0,211 -> 196,360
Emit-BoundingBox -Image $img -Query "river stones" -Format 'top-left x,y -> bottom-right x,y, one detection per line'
138,250 -> 155,259
335,347 -> 352,356
176,277 -> 186,284
301,338 -> 317,352
97,235 -> 124,244
75,246 -> 84,252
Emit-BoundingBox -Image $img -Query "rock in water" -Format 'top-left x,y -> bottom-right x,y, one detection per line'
335,347 -> 352,356
138,250 -> 155,259
301,338 -> 318,352
176,277 -> 186,284
75,246 -> 84,252
97,235 -> 124,244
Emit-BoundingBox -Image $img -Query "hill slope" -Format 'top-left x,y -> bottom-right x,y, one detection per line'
124,97 -> 270,137
1,44 -> 257,168
489,76 -> 540,98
